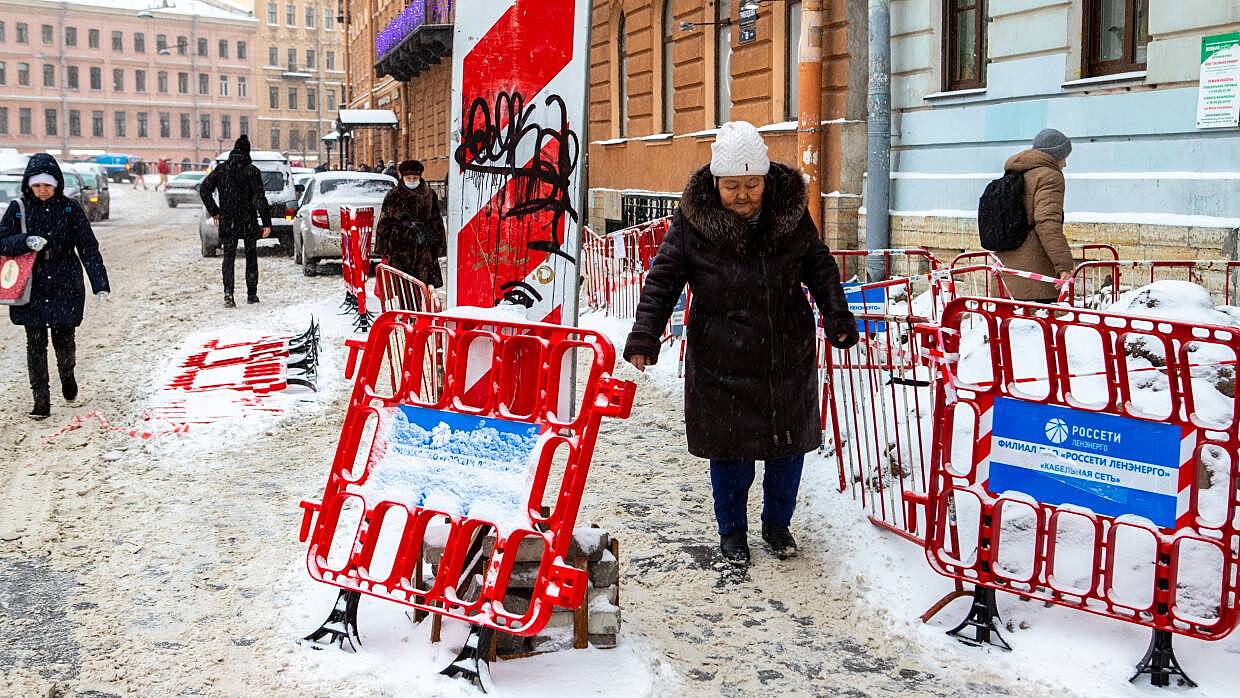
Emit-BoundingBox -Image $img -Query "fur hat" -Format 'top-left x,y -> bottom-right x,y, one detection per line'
710,121 -> 770,177
398,159 -> 424,176
232,134 -> 251,156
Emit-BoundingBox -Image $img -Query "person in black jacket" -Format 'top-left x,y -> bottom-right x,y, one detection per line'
199,135 -> 272,307
0,153 -> 110,419
623,122 -> 859,565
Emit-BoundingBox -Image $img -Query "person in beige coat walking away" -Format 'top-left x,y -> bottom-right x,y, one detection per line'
995,129 -> 1075,302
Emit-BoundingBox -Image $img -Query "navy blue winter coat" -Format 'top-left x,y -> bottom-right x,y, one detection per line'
0,154 -> 110,327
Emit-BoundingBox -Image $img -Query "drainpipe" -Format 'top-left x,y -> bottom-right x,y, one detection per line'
796,0 -> 824,231
865,0 -> 890,280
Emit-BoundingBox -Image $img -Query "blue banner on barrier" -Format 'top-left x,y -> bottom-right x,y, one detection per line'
987,398 -> 1188,528
843,284 -> 887,334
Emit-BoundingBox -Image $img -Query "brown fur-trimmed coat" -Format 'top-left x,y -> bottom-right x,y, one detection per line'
623,162 -> 851,460
375,183 -> 447,287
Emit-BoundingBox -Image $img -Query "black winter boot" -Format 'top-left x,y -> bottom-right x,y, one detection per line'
26,327 -> 52,420
761,524 -> 798,559
247,293 -> 260,304
224,294 -> 236,308
720,532 -> 750,565
52,328 -> 77,403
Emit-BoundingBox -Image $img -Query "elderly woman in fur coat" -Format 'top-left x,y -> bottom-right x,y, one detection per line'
375,159 -> 447,289
624,122 -> 859,565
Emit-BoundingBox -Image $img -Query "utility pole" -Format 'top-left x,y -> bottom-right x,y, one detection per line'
191,13 -> 201,165
58,1 -> 69,155
796,0 -> 824,230
865,0 -> 891,279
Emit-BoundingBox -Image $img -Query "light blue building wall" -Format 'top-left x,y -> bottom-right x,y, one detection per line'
886,1 -> 1240,232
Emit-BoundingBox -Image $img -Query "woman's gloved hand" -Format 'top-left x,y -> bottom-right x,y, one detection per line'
824,311 -> 861,350
26,236 -> 48,252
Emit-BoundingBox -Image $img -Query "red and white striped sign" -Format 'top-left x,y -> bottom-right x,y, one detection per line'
446,0 -> 592,325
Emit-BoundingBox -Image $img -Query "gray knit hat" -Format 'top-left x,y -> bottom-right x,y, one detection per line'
1033,128 -> 1072,160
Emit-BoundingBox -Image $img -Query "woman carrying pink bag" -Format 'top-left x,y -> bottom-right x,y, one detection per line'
0,153 -> 110,420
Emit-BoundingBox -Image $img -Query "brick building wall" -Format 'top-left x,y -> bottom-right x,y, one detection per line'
0,0 -> 258,166
252,0 -> 344,165
586,0 -> 865,248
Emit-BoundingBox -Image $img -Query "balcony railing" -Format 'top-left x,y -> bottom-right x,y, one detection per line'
376,0 -> 455,61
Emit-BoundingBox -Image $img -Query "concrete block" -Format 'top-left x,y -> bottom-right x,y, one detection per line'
530,625 -> 575,654
507,561 -> 541,589
588,608 -> 621,636
588,549 -> 619,587
588,583 -> 619,609
589,633 -> 618,649
1190,226 -> 1236,253
569,528 -> 611,562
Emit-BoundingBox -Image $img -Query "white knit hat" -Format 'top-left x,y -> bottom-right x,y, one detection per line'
28,174 -> 57,187
710,121 -> 770,177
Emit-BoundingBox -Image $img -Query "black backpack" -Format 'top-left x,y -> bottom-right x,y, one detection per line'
978,171 -> 1031,252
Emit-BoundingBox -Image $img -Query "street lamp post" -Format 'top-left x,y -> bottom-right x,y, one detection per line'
139,5 -> 201,165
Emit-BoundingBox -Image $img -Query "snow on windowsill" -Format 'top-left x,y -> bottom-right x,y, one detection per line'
592,138 -> 628,146
1061,70 -> 1148,89
923,87 -> 988,101
636,133 -> 673,142
859,207 -> 1240,229
757,121 -> 799,133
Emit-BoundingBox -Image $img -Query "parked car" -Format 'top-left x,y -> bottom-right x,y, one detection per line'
65,164 -> 111,221
165,172 -> 206,207
61,170 -> 89,213
93,153 -> 138,183
198,150 -> 298,258
291,172 -> 396,276
0,174 -> 21,206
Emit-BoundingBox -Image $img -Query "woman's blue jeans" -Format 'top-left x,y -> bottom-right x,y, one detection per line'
708,454 -> 806,536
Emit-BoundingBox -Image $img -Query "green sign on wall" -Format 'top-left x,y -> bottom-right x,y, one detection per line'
1197,32 -> 1240,129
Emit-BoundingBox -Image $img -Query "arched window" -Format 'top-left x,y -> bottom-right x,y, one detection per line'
785,0 -> 803,120
661,1 -> 675,133
715,0 -> 732,126
617,13 -> 628,138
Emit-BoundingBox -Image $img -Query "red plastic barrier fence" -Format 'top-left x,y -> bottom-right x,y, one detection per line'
921,297 -> 1240,643
299,311 -> 636,637
1067,259 -> 1240,309
340,206 -> 376,323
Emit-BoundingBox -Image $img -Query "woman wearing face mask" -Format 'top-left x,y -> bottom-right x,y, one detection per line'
0,153 -> 110,420
623,122 -> 858,566
375,160 -> 447,291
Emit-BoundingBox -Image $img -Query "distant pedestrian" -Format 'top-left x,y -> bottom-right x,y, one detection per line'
0,154 -> 110,420
623,122 -> 857,565
992,128 -> 1074,302
358,163 -> 371,173
382,160 -> 398,179
375,160 -> 446,290
156,158 -> 171,191
131,159 -> 148,190
198,136 -> 272,308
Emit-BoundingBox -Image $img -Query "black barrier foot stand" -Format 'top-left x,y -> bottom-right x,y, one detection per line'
1131,629 -> 1197,688
440,625 -> 495,693
300,589 -> 361,653
946,586 -> 1011,650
